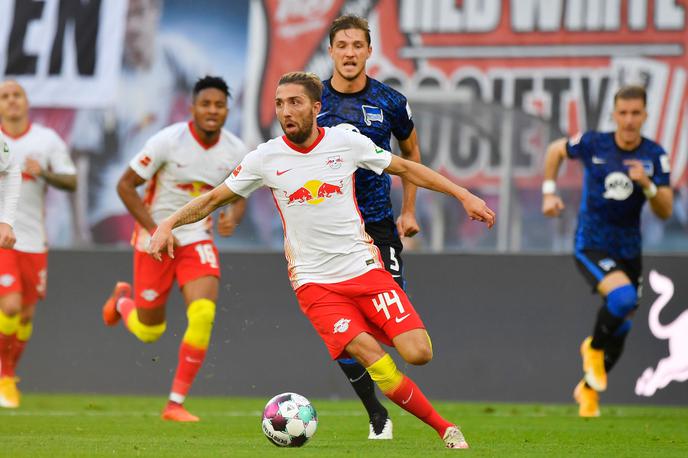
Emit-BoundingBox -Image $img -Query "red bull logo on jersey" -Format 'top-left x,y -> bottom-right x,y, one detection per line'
176,181 -> 214,197
21,172 -> 36,181
139,155 -> 152,167
286,179 -> 343,206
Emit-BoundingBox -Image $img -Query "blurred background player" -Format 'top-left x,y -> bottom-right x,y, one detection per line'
542,85 -> 673,417
316,14 -> 422,439
148,71 -> 495,449
100,76 -> 247,421
71,0 -> 213,244
0,131 -> 20,248
0,81 -> 77,408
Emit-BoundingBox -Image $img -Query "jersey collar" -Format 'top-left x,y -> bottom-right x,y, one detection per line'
188,121 -> 220,150
325,76 -> 371,98
282,127 -> 325,154
1,122 -> 32,139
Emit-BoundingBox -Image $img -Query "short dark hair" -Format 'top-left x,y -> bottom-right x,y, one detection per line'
329,15 -> 371,46
193,76 -> 230,99
614,85 -> 646,107
278,72 -> 323,102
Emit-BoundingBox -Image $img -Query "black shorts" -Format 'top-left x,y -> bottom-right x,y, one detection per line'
365,218 -> 405,289
574,249 -> 642,294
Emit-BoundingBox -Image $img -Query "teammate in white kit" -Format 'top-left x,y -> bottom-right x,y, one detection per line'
148,72 -> 495,449
0,132 -> 20,250
101,76 -> 247,422
0,81 -> 77,408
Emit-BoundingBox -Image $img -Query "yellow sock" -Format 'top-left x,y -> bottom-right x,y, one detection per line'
16,321 -> 32,342
182,299 -> 215,349
126,310 -> 166,343
0,310 -> 19,336
366,353 -> 403,394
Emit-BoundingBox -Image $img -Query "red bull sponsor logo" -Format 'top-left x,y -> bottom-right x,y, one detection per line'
176,181 -> 214,197
286,179 -> 343,206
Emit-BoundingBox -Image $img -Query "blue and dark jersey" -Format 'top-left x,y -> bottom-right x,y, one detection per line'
567,131 -> 671,259
319,77 -> 414,224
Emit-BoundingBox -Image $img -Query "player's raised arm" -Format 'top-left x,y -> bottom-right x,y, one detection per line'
148,183 -> 239,260
384,155 -> 495,228
541,138 -> 568,218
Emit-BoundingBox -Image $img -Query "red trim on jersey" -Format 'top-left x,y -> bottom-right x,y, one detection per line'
270,189 -> 297,286
187,121 -> 220,150
282,127 -> 325,154
1,122 -> 32,139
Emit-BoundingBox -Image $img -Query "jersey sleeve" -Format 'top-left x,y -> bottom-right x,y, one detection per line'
566,131 -> 593,160
47,132 -> 77,175
224,149 -> 264,198
653,148 -> 671,187
129,131 -> 169,180
390,95 -> 415,142
350,131 -> 392,174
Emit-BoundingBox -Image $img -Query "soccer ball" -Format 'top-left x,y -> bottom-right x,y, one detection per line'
261,392 -> 318,447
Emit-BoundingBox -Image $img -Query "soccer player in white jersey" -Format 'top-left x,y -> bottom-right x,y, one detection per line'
0,81 -> 77,408
148,72 -> 495,449
100,76 -> 248,422
0,132 -> 20,249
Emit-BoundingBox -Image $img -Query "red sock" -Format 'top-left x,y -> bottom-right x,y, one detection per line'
117,297 -> 136,327
170,342 -> 207,403
0,333 -> 14,377
9,335 -> 26,374
384,375 -> 453,436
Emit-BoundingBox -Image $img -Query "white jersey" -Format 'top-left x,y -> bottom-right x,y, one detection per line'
2,124 -> 76,252
226,127 -> 392,290
0,133 -> 21,226
130,122 -> 247,251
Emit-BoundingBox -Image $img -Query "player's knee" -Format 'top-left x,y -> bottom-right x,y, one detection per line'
400,345 -> 433,366
606,284 -> 638,318
134,321 -> 166,343
183,299 -> 215,348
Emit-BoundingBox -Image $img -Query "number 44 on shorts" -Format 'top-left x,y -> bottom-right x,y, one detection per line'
372,290 -> 408,321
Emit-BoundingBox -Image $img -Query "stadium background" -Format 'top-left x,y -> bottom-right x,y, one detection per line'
0,0 -> 686,404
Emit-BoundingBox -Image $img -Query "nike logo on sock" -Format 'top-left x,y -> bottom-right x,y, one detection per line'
402,388 -> 414,405
185,356 -> 202,364
348,372 -> 367,383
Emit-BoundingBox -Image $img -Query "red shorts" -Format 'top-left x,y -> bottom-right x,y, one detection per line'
0,249 -> 48,307
296,268 -> 425,360
133,240 -> 220,309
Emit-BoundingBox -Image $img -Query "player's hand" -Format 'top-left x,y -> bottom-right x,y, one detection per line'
148,222 -> 175,261
23,157 -> 42,177
396,211 -> 420,238
623,159 -> 652,188
542,193 -> 565,217
217,209 -> 238,237
0,223 -> 16,249
461,193 -> 496,229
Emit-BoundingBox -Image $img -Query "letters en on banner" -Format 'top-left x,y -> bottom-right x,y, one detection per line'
0,0 -> 126,108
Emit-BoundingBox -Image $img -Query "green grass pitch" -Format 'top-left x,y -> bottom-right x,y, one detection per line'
0,394 -> 686,457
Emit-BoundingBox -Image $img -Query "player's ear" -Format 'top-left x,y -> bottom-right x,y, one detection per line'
313,101 -> 322,114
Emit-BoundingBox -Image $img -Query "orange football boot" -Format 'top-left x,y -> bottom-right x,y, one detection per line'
102,282 -> 132,326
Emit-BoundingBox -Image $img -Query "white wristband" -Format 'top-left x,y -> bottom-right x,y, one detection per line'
542,180 -> 557,195
643,182 -> 657,199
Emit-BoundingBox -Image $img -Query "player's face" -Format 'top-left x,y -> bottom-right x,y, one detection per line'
191,88 -> 228,134
124,0 -> 161,68
0,81 -> 29,122
613,98 -> 647,145
275,84 -> 321,144
329,28 -> 371,82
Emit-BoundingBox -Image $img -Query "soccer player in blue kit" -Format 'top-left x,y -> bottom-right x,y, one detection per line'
317,15 -> 421,439
542,85 -> 673,417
